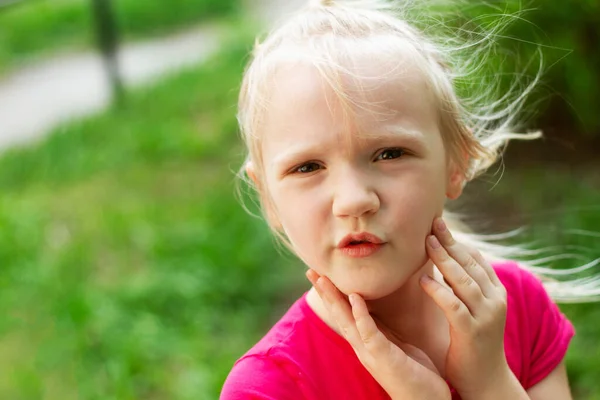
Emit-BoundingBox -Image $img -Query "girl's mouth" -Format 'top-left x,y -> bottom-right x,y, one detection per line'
340,242 -> 384,258
337,232 -> 385,248
337,232 -> 386,258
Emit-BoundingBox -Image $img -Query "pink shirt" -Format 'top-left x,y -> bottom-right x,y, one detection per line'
220,261 -> 575,399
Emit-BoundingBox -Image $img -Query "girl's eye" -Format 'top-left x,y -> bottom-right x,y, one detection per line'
295,162 -> 321,174
376,148 -> 405,161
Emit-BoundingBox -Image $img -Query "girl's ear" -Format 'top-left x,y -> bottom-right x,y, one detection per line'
245,161 -> 259,186
245,161 -> 283,230
446,159 -> 466,200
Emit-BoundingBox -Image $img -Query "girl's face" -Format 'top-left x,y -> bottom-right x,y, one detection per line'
256,60 -> 464,300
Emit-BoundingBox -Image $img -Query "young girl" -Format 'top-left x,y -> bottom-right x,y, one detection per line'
220,0 -> 593,398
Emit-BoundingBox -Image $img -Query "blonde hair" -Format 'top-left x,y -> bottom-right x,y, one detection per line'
235,0 -> 600,302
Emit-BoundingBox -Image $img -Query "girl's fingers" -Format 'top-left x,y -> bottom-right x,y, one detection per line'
419,274 -> 472,327
306,270 -> 403,367
350,293 -> 395,360
306,271 -> 365,351
467,247 -> 504,289
426,235 -> 484,316
431,218 -> 497,298
306,269 -> 320,286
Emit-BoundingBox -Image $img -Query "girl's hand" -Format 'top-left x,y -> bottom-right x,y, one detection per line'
420,217 -> 511,398
306,270 -> 451,400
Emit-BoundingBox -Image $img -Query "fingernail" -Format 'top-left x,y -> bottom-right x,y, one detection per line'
315,278 -> 330,302
436,218 -> 447,232
428,235 -> 441,249
316,277 -> 325,290
305,269 -> 317,285
348,294 -> 356,307
420,274 -> 432,284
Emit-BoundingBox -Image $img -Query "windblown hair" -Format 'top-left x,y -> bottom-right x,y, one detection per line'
235,0 -> 600,302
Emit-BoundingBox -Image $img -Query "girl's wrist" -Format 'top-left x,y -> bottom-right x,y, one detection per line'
460,365 -> 529,400
391,390 -> 451,400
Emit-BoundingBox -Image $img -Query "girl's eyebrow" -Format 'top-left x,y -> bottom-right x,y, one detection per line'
271,126 -> 428,167
272,145 -> 321,168
354,126 -> 429,150
363,126 -> 427,142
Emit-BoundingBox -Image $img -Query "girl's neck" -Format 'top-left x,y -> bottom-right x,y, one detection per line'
367,261 -> 448,343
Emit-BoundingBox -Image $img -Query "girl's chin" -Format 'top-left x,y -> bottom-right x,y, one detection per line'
335,277 -> 409,301
319,259 -> 428,299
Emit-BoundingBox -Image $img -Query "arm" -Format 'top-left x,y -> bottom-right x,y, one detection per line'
463,360 -> 572,400
527,361 -> 573,400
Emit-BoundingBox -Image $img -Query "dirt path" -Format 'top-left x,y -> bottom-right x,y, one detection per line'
0,0 -> 305,151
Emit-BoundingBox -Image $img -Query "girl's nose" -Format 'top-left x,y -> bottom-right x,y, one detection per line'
332,169 -> 380,218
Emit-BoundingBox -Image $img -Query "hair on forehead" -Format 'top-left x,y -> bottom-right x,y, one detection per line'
258,33 -> 435,148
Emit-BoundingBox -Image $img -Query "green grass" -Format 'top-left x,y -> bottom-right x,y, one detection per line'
0,0 -> 241,74
0,30 -> 598,398
0,35 -> 304,399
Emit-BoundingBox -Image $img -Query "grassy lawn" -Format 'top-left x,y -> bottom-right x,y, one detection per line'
0,34 -> 304,399
0,31 -> 598,399
0,0 -> 241,74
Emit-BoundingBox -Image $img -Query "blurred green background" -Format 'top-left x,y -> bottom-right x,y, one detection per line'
0,0 -> 598,399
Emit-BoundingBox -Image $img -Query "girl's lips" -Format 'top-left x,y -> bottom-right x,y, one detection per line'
339,242 -> 385,258
337,232 -> 385,248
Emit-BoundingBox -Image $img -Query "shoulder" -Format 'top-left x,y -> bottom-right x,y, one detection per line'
492,259 -> 541,291
491,259 -> 571,327
220,295 -> 319,400
491,260 -> 576,389
492,260 -> 568,319
220,354 -> 303,400
492,260 -> 557,308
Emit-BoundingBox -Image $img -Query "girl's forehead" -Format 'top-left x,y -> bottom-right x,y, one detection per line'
261,56 -> 438,146
263,37 -> 433,99
267,43 -> 432,101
